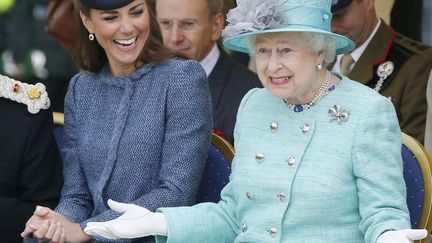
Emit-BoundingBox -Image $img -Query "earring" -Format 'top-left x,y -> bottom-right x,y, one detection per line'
317,63 -> 323,70
88,33 -> 95,41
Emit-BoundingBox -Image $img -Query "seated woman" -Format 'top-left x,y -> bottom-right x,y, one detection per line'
84,0 -> 426,242
21,0 -> 212,242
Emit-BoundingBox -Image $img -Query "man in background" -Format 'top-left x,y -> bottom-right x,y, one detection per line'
331,0 -> 432,143
155,0 -> 261,145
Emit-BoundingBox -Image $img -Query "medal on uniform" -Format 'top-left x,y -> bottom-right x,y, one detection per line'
375,61 -> 394,92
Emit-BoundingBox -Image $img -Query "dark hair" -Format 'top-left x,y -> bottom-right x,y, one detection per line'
72,0 -> 176,72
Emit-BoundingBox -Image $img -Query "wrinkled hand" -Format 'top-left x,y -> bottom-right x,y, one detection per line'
84,199 -> 167,239
376,229 -> 427,243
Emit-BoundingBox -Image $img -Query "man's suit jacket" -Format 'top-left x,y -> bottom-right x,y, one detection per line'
346,21 -> 432,143
425,71 -> 432,154
208,49 -> 261,145
0,99 -> 63,243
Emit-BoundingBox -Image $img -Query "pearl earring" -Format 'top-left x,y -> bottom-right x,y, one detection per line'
89,33 -> 95,41
317,63 -> 323,70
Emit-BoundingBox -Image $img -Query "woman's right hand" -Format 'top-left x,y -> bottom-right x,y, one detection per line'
84,199 -> 168,239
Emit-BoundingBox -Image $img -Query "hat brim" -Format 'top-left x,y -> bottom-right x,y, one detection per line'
223,25 -> 354,55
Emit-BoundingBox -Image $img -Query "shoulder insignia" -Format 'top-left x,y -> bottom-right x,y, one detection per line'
0,74 -> 50,114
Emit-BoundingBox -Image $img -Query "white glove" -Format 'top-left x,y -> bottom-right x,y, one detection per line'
84,199 -> 168,240
376,229 -> 427,243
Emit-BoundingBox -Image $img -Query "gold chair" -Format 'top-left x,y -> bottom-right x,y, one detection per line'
401,132 -> 432,243
53,111 -> 64,125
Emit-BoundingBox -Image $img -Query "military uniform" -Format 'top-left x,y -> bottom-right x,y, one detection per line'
346,21 -> 432,143
0,75 -> 63,243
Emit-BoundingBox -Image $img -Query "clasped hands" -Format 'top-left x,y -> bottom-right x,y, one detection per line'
84,199 -> 168,239
21,206 -> 90,243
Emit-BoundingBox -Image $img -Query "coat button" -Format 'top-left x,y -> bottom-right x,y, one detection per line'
270,122 -> 278,133
287,156 -> 296,166
241,222 -> 248,232
267,227 -> 277,237
255,153 -> 265,163
277,192 -> 286,202
246,192 -> 255,199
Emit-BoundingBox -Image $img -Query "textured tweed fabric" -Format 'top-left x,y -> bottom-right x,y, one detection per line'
56,59 -> 212,242
157,75 -> 411,243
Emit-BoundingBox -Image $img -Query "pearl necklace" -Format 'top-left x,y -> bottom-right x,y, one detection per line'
283,71 -> 332,112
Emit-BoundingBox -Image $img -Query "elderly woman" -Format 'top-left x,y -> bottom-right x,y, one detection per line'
84,0 -> 426,242
21,0 -> 212,242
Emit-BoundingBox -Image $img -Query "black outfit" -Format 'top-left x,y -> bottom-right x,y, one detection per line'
0,99 -> 63,243
208,49 -> 261,145
390,0 -> 423,41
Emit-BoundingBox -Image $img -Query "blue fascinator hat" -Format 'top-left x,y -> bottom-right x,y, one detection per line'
222,0 -> 354,55
80,0 -> 134,10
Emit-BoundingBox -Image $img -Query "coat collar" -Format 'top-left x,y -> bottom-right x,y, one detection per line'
98,62 -> 156,87
350,20 -> 396,84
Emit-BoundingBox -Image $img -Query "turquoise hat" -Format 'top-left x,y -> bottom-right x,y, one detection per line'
222,0 -> 354,55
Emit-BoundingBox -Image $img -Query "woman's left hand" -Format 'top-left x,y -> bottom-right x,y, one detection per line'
376,229 -> 427,243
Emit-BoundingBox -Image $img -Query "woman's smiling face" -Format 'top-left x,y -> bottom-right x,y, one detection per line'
254,32 -> 323,104
80,0 -> 149,75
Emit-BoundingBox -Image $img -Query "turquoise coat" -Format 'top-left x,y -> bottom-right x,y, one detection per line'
157,76 -> 411,243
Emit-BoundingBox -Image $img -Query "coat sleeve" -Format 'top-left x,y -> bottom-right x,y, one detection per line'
154,89 -> 259,243
55,74 -> 94,223
353,95 -> 411,243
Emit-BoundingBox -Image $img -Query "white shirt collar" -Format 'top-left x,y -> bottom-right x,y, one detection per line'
332,18 -> 381,73
199,44 -> 220,77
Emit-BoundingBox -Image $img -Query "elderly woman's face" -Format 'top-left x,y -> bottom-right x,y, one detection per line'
81,0 -> 149,75
254,32 -> 322,102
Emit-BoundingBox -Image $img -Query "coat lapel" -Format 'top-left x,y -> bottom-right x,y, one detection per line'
350,21 -> 395,84
208,48 -> 232,111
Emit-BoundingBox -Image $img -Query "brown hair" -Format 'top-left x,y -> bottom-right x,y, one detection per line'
206,0 -> 223,18
72,0 -> 176,72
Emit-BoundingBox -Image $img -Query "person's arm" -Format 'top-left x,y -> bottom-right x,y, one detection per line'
54,74 -> 94,222
352,95 -> 412,243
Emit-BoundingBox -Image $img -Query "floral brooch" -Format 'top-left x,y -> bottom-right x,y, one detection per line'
328,105 -> 349,124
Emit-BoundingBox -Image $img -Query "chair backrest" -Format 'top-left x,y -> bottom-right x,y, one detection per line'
402,132 -> 432,243
52,112 -> 65,160
196,133 -> 235,203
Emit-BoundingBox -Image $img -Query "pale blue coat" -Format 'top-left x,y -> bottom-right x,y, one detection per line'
157,76 -> 411,243
56,59 -> 212,242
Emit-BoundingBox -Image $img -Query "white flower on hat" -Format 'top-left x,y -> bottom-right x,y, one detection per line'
222,0 -> 284,38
